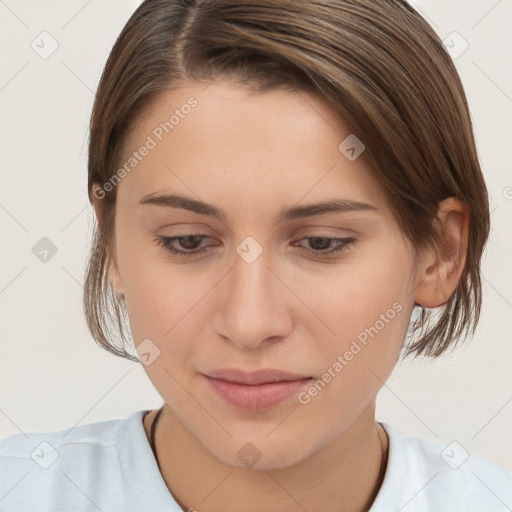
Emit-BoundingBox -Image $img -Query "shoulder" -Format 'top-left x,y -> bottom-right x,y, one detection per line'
370,422 -> 512,512
0,412 -> 133,464
0,410 -> 148,511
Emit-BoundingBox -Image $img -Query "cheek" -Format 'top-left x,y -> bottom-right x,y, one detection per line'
296,240 -> 413,374
304,247 -> 411,328
115,229 -> 202,345
296,268 -> 410,427
120,253 -> 207,394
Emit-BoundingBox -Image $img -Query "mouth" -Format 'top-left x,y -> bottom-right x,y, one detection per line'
202,368 -> 314,411
205,368 -> 312,385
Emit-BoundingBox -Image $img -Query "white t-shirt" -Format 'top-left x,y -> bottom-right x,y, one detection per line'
1,410 -> 510,511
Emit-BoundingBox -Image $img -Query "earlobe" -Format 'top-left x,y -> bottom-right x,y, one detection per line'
414,197 -> 469,308
109,259 -> 125,300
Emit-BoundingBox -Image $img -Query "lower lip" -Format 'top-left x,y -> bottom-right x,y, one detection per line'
204,375 -> 313,411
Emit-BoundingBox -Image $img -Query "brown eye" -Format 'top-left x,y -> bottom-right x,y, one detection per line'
155,235 -> 212,259
295,237 -> 355,257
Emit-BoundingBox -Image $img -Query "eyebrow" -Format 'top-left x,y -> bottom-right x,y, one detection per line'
139,193 -> 378,222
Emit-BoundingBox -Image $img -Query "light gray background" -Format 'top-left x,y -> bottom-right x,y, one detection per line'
1,0 -> 511,470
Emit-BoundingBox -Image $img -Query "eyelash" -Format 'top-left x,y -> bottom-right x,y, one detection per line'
154,235 -> 355,260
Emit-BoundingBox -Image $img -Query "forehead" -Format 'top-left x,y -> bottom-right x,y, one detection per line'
117,80 -> 388,214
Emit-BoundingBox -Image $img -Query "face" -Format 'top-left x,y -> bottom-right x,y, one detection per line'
107,80 -> 419,470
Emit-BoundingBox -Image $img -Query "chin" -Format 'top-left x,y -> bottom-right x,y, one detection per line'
208,434 -> 316,471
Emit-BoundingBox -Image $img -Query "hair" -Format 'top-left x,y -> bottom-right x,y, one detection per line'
84,0 -> 490,362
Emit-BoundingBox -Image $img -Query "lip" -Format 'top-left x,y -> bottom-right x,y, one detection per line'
203,368 -> 314,411
205,368 -> 311,385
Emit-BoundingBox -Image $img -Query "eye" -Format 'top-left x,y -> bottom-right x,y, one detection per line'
155,234 -> 354,261
293,236 -> 355,258
154,235 -> 213,260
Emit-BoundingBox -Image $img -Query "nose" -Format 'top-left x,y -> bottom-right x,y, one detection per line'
213,241 -> 293,351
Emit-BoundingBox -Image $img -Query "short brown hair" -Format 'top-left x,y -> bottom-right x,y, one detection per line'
84,0 -> 490,361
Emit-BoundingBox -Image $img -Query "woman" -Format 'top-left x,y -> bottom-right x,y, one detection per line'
1,0 -> 510,510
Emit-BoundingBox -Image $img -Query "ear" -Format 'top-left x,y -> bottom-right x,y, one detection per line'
414,197 -> 469,308
91,184 -> 125,299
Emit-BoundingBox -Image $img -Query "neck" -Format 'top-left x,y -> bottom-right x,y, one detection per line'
144,401 -> 388,512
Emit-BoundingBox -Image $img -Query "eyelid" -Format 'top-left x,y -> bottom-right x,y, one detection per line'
292,224 -> 360,236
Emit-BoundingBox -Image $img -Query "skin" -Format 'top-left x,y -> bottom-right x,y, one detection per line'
93,80 -> 468,512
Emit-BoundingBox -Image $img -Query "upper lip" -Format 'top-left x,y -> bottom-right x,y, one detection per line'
204,368 -> 312,385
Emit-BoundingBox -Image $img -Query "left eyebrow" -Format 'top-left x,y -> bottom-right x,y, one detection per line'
279,198 -> 379,220
138,193 -> 379,223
